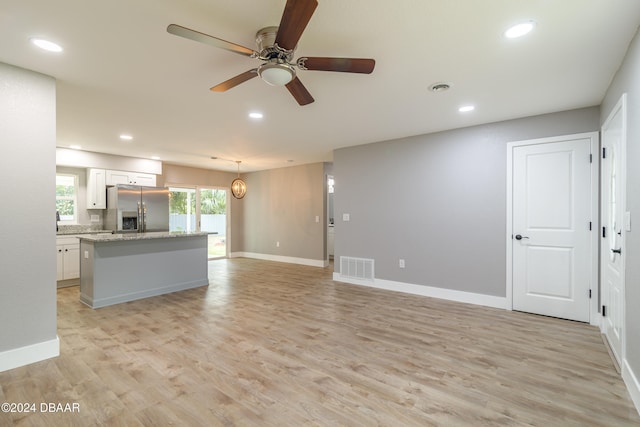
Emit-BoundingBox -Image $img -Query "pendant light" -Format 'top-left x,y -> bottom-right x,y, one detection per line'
231,160 -> 247,199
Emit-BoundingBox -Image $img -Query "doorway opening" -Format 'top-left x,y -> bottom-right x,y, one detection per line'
327,175 -> 334,261
168,186 -> 229,259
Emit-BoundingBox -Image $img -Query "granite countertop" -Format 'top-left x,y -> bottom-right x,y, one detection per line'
57,230 -> 113,236
57,225 -> 113,236
79,231 -> 209,242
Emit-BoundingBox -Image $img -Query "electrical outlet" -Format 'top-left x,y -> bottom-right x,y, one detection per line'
315,215 -> 320,223
399,259 -> 405,268
84,251 -> 89,259
343,213 -> 350,221
276,241 -> 280,247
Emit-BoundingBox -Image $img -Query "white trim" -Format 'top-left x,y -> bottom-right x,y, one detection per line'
231,252 -> 327,268
506,131 -> 599,323
333,273 -> 507,309
600,93 -> 628,363
623,359 -> 640,417
0,337 -> 60,373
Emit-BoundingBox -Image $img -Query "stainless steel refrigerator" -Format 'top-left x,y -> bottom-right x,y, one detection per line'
105,185 -> 170,233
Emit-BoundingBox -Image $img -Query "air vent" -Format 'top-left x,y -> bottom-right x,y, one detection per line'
339,256 -> 375,282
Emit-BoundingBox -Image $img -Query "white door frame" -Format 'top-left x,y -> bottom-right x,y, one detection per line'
600,93 -> 627,361
167,183 -> 231,258
506,132 -> 600,324
196,186 -> 231,259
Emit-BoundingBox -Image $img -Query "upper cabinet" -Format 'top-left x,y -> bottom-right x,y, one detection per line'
86,168 -> 157,209
106,170 -> 156,186
86,168 -> 107,209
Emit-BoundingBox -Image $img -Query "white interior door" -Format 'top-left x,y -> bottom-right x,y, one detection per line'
601,94 -> 626,365
511,136 -> 593,322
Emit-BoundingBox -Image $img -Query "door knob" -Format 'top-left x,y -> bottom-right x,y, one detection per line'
515,234 -> 529,240
612,248 -> 622,254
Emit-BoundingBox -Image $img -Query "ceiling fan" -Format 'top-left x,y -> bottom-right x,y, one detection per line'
167,0 -> 375,106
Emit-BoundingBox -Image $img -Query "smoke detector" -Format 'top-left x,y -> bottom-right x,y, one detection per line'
429,82 -> 452,92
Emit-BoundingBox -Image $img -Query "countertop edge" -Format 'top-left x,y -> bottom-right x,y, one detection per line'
79,232 -> 210,242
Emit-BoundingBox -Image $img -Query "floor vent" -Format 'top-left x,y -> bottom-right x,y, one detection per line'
339,256 -> 375,282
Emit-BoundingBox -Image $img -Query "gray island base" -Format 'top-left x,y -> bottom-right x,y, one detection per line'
79,232 -> 209,308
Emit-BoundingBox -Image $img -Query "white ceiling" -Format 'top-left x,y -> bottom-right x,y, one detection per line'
2,0 -> 639,172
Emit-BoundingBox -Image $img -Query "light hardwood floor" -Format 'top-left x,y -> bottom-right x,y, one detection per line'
1,258 -> 639,426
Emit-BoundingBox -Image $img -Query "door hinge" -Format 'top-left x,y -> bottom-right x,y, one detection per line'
602,226 -> 606,238
602,147 -> 607,159
589,289 -> 592,299
602,305 -> 606,317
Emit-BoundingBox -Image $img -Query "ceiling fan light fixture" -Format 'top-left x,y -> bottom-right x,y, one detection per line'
258,62 -> 295,86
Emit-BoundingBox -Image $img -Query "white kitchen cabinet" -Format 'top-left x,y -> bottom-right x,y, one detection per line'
86,168 -> 107,209
106,170 -> 156,186
56,248 -> 64,281
57,236 -> 80,281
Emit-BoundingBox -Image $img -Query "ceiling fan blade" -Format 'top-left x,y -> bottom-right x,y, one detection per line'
275,0 -> 318,51
167,24 -> 258,57
285,77 -> 314,106
210,69 -> 258,92
299,57 -> 375,74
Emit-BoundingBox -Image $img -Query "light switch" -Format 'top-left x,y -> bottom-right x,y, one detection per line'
625,211 -> 632,232
343,213 -> 350,221
315,215 -> 319,223
84,251 -> 89,259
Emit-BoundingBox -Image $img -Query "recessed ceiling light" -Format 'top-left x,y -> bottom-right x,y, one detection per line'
249,112 -> 263,119
458,105 -> 475,113
30,38 -> 63,52
119,134 -> 133,140
505,21 -> 536,39
69,145 -> 82,150
151,156 -> 161,160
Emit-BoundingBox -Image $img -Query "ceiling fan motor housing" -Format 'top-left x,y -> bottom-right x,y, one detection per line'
256,26 -> 297,86
256,26 -> 294,61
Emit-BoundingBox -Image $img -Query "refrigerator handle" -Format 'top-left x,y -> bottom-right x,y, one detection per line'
137,201 -> 142,233
142,202 -> 147,232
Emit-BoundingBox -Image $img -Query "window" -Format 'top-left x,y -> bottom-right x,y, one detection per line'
56,174 -> 77,223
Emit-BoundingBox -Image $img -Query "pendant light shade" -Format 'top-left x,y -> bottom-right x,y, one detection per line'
231,161 -> 247,199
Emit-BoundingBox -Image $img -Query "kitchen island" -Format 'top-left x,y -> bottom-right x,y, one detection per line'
79,231 -> 209,308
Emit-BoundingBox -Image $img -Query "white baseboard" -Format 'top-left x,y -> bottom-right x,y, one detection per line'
230,252 -> 327,268
0,337 -> 60,373
623,359 -> 640,417
333,273 -> 507,310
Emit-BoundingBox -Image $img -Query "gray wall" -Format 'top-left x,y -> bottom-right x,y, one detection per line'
237,163 -> 326,261
600,26 -> 640,384
333,107 -> 599,297
0,63 -> 57,356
